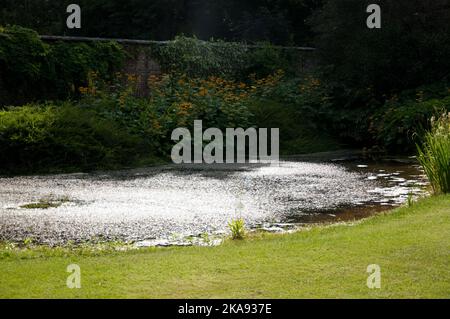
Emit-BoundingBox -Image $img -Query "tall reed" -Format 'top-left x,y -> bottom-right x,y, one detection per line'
417,112 -> 450,194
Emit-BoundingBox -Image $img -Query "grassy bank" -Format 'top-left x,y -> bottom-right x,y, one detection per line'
0,195 -> 449,298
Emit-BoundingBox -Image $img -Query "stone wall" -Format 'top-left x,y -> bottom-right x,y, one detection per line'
119,44 -> 318,96
121,45 -> 162,97
0,36 -> 317,104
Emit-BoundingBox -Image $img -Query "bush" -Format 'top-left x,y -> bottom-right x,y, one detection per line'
417,112 -> 450,194
228,218 -> 246,240
48,41 -> 125,100
310,0 -> 450,96
309,0 -> 450,150
254,73 -> 333,122
0,68 -> 341,173
156,36 -> 248,78
243,43 -> 292,78
249,98 -> 338,155
75,72 -> 257,157
155,36 -> 298,79
0,25 -> 125,106
0,26 -> 49,105
0,104 -> 145,173
369,95 -> 450,153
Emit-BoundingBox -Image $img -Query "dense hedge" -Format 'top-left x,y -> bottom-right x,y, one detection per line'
0,70 -> 339,174
0,104 -> 146,173
369,95 -> 450,153
154,36 -> 299,79
0,27 -> 303,106
0,25 -> 125,106
1,24 -> 448,172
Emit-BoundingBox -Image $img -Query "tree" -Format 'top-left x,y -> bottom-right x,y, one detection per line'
0,0 -> 320,45
310,0 -> 450,96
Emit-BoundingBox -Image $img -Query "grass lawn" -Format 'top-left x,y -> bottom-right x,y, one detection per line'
0,195 -> 449,299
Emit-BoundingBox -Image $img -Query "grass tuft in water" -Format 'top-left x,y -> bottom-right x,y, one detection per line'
20,195 -> 71,209
228,218 -> 246,240
407,192 -> 414,207
417,112 -> 450,194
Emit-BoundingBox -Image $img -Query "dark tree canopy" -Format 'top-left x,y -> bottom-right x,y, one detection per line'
2,0 -> 449,97
0,0 -> 322,45
310,0 -> 450,94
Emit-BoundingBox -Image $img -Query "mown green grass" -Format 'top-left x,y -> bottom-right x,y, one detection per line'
0,195 -> 449,299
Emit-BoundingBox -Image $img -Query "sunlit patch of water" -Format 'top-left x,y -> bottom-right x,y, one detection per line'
0,157 -> 428,246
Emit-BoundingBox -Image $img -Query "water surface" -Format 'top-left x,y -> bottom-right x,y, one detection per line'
0,154 -> 427,245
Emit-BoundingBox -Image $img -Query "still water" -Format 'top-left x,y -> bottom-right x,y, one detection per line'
0,153 -> 428,245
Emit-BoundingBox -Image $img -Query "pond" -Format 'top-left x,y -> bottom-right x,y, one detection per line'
0,151 -> 428,246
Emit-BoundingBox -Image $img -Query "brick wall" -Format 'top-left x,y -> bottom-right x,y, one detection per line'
121,45 -> 162,97
0,36 -> 317,104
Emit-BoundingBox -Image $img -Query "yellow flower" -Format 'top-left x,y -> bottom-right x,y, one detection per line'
198,87 -> 208,97
179,102 -> 193,110
127,74 -> 137,82
152,120 -> 162,131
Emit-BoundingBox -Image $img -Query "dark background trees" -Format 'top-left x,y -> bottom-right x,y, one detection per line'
2,0 -> 449,104
311,0 -> 450,95
0,0 -> 321,45
1,0 -> 450,155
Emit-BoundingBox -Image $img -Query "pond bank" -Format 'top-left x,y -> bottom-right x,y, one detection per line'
0,195 -> 448,298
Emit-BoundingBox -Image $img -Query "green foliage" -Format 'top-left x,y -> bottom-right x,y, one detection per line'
2,195 -> 449,298
249,98 -> 339,155
246,72 -> 339,154
369,95 -> 450,153
243,43 -> 291,78
407,192 -> 415,207
0,26 -> 49,105
310,0 -> 450,95
149,74 -> 254,129
258,75 -> 332,119
156,36 -> 248,78
307,0 -> 450,152
0,104 -> 145,174
228,218 -> 246,240
77,72 -> 256,157
0,1 -> 66,35
0,0 -> 319,45
155,37 -> 300,79
48,41 -> 125,99
20,196 -> 68,209
417,112 -> 450,194
0,25 -> 125,106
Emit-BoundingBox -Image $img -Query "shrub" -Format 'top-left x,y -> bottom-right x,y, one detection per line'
0,104 -> 144,173
311,0 -> 450,96
248,98 -> 338,155
253,73 -> 333,122
369,95 -> 450,153
156,36 -> 248,78
228,218 -> 246,240
0,25 -> 125,106
76,71 -> 258,157
146,73 -> 255,130
243,43 -> 292,78
155,36 -> 298,79
48,41 -> 125,100
416,112 -> 450,194
0,26 -> 49,105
